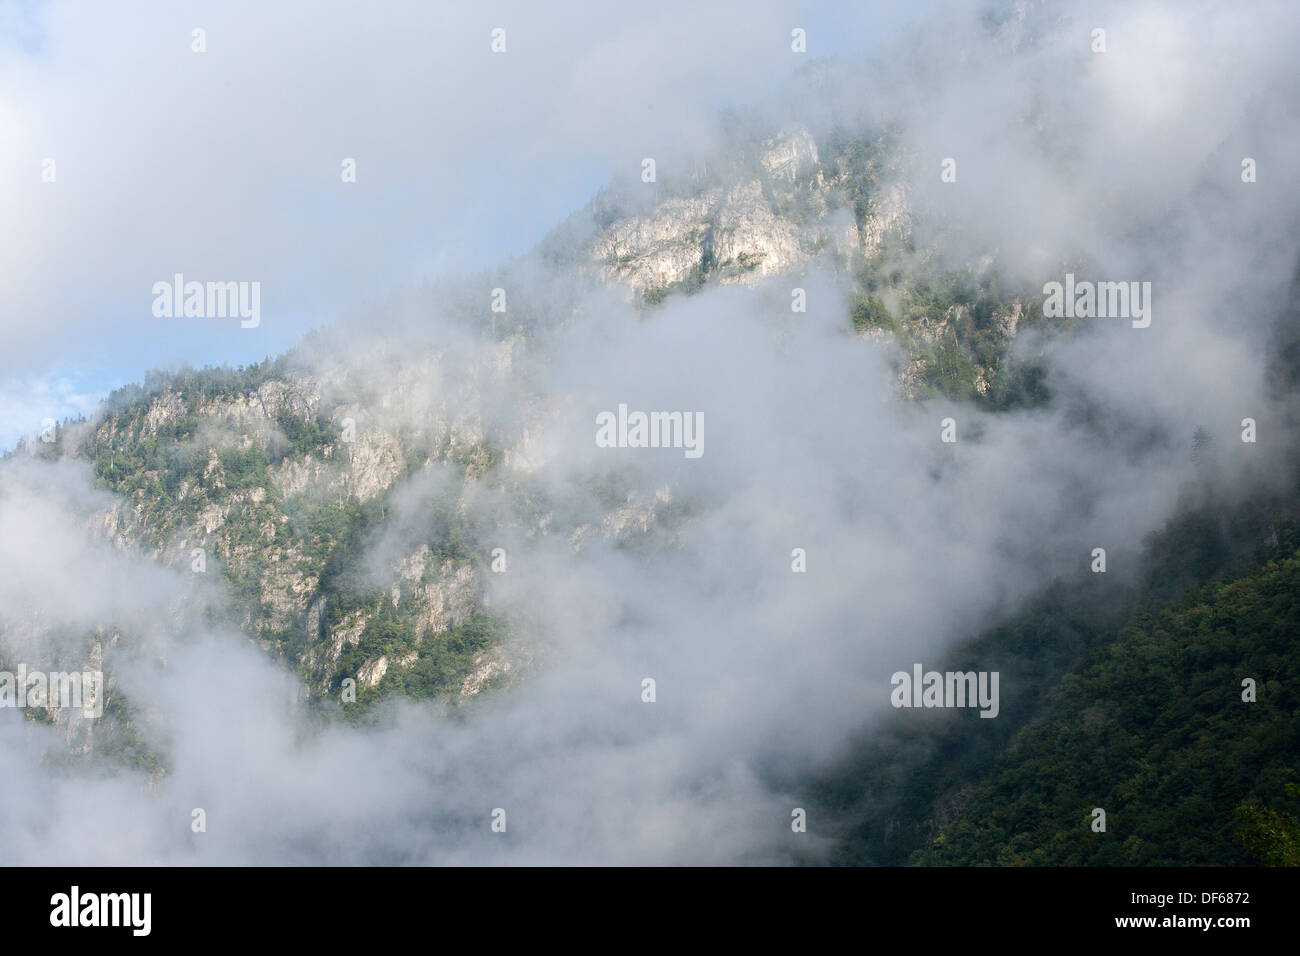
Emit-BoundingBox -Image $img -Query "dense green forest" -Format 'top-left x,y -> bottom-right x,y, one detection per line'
26,124 -> 1298,863
814,497 -> 1300,866
915,544 -> 1300,865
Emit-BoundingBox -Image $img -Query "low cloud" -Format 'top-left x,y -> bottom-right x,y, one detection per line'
1,0 -> 1297,864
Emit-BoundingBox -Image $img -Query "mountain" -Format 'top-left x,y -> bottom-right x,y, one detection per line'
916,532 -> 1300,866
14,119 -> 1042,723
6,101 -> 1298,866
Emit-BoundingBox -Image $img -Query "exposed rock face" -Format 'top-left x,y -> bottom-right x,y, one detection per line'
460,645 -> 511,698
73,324 -> 689,709
358,655 -> 388,688
857,182 -> 911,259
759,126 -> 819,183
587,125 -> 911,299
592,192 -> 718,291
416,562 -> 478,640
337,426 -> 403,504
42,120 -> 1025,734
141,390 -> 186,439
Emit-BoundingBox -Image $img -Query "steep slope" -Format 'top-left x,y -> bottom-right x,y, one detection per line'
547,119 -> 1045,404
14,121 -> 1043,724
914,538 -> 1300,866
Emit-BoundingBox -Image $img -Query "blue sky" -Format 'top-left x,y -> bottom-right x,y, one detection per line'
0,0 -> 944,450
